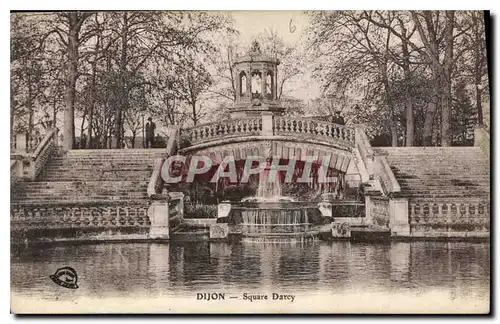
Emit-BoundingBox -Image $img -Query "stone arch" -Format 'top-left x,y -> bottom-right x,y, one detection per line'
239,71 -> 247,96
188,140 -> 354,173
266,70 -> 273,100
251,70 -> 262,97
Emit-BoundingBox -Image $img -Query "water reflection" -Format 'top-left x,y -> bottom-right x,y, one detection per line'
11,241 -> 489,301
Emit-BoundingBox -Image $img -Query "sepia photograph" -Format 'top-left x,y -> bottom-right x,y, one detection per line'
9,8 -> 491,314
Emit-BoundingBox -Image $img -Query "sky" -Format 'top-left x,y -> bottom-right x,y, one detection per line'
230,11 -> 321,101
231,11 -> 309,46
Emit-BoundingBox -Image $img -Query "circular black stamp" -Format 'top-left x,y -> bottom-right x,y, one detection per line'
50,266 -> 79,289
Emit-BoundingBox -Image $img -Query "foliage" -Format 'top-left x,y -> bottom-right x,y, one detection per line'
306,10 -> 489,147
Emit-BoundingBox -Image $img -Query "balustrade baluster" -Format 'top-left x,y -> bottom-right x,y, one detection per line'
446,203 -> 452,224
325,124 -> 331,137
437,204 -> 443,222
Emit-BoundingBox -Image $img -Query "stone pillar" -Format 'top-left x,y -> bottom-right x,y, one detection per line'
16,133 -> 27,153
274,67 -> 278,100
217,202 -> 231,220
261,111 -> 274,136
148,200 -> 169,240
317,201 -> 332,218
209,223 -> 228,241
474,124 -> 488,146
364,195 -> 373,224
261,69 -> 266,96
247,67 -> 252,95
389,197 -> 410,237
235,70 -> 240,101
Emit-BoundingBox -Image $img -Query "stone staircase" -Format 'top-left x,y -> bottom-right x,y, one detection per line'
11,149 -> 166,205
373,147 -> 490,201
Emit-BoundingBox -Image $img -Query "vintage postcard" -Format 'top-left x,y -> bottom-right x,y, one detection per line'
10,10 -> 490,314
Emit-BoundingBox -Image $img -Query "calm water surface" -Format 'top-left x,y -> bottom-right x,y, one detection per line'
11,241 -> 490,301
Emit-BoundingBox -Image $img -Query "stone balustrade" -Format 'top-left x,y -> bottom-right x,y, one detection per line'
274,116 -> 355,146
409,200 -> 490,226
374,155 -> 401,195
183,117 -> 263,145
180,115 -> 356,148
11,128 -> 59,180
11,203 -> 151,230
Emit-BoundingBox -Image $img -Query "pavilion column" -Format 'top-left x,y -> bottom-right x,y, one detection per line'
247,67 -> 252,96
235,71 -> 240,100
274,68 -> 278,99
261,69 -> 266,96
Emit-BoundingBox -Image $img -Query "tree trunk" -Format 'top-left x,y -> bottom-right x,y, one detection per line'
63,17 -> 80,150
423,101 -> 437,146
440,76 -> 452,146
192,101 -> 198,126
405,99 -> 414,146
440,11 -> 455,147
472,11 -> 484,126
114,12 -> 128,149
131,131 -> 136,148
476,86 -> 483,125
400,24 -> 414,147
381,67 -> 397,147
27,81 -> 33,144
88,52 -> 98,148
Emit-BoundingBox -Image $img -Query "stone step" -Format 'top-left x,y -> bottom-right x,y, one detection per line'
389,164 -> 489,169
387,162 -> 488,167
398,179 -> 490,184
42,170 -> 152,177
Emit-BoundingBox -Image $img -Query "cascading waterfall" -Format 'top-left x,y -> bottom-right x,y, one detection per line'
240,161 -> 311,238
255,163 -> 282,199
240,208 -> 309,235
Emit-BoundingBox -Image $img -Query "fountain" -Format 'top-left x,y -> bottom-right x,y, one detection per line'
232,160 -> 324,242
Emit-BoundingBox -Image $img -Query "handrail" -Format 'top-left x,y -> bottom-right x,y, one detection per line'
32,128 -> 58,159
354,126 -> 374,175
11,128 -> 59,180
30,128 -> 58,180
376,155 -> 401,194
147,125 -> 179,199
148,157 -> 165,198
354,125 -> 400,195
